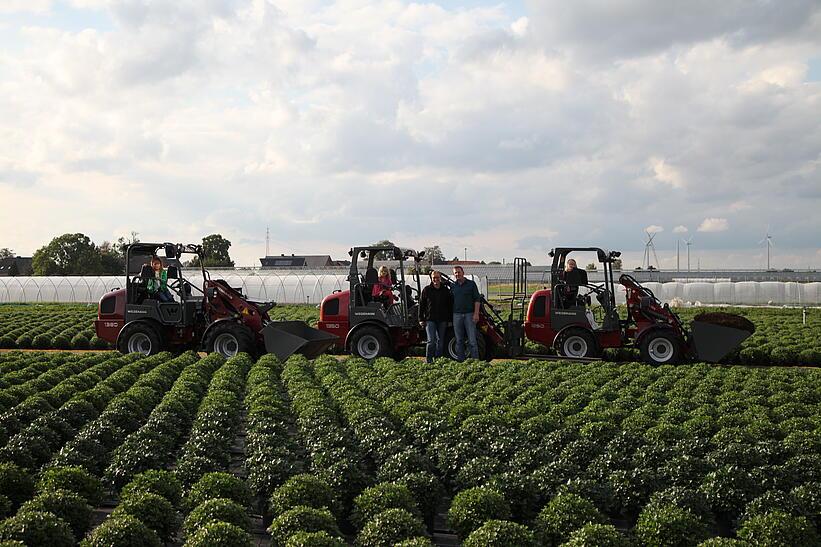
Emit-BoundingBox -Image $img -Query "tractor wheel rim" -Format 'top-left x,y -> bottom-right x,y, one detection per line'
214,333 -> 239,357
447,337 -> 458,359
128,333 -> 152,355
356,334 -> 381,359
648,337 -> 674,362
563,335 -> 588,358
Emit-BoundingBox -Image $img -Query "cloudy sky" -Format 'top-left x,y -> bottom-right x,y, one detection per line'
1,0 -> 819,268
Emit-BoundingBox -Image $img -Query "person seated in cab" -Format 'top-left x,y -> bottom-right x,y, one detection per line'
560,258 -> 588,307
147,255 -> 174,303
371,265 -> 395,307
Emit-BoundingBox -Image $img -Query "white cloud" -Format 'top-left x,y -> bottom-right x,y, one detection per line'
698,218 -> 730,232
673,225 -> 688,234
0,1 -> 820,267
645,225 -> 664,234
0,0 -> 51,14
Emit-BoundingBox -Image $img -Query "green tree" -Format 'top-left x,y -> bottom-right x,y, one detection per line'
371,240 -> 397,260
189,234 -> 234,268
98,241 -> 124,275
32,233 -> 102,275
423,246 -> 446,265
612,258 -> 622,271
0,248 -> 14,259
585,263 -> 597,271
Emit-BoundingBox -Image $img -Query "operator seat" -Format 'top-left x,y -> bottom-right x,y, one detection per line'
133,264 -> 154,305
359,267 -> 378,305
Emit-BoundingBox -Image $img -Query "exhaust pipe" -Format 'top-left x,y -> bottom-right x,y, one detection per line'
690,312 -> 755,363
261,321 -> 338,361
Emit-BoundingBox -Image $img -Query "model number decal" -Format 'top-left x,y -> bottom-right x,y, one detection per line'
325,323 -> 340,329
104,322 -> 120,328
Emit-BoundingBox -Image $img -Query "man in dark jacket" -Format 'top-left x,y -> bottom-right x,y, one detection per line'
560,258 -> 588,307
419,270 -> 452,363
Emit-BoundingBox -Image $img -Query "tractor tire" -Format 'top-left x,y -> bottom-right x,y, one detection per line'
640,330 -> 683,365
444,329 -> 487,361
118,322 -> 162,356
556,328 -> 599,359
204,322 -> 256,358
350,327 -> 392,360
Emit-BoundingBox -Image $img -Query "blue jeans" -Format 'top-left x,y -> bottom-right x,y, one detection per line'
155,289 -> 174,302
453,312 -> 479,361
425,321 -> 447,363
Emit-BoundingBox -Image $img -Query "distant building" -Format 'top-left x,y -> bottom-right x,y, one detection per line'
0,257 -> 33,277
260,254 -> 349,269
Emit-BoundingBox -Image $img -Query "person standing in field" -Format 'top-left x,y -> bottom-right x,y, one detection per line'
419,270 -> 453,363
451,265 -> 481,361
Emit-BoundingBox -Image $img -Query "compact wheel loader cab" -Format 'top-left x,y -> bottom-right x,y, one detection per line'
318,244 -> 426,360
95,241 -> 336,360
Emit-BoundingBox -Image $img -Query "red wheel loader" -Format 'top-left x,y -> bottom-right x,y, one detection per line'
318,245 -> 754,365
95,242 -> 337,360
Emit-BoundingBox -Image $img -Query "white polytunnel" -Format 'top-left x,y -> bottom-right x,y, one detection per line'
0,273 -> 488,305
0,275 -> 818,305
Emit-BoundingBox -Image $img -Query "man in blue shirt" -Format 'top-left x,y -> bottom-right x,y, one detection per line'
450,265 -> 481,361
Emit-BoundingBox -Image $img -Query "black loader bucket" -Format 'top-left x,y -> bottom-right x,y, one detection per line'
690,312 -> 755,363
262,321 -> 338,361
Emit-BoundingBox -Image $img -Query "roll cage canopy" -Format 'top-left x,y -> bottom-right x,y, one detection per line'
348,246 -> 424,262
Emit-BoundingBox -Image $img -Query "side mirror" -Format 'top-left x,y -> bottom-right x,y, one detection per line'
167,266 -> 179,279
165,244 -> 177,259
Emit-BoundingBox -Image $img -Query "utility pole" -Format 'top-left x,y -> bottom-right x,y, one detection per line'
464,247 -> 467,261
676,240 -> 680,272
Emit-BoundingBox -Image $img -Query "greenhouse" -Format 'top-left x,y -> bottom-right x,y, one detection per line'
0,273 -> 490,305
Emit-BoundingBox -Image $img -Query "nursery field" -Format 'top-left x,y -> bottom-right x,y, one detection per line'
2,303 -> 820,366
0,350 -> 819,546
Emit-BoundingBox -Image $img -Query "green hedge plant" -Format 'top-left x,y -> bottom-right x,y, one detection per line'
268,506 -> 341,547
112,491 -> 176,543
447,486 -> 511,539
269,474 -> 335,519
533,493 -> 608,547
183,498 -> 249,538
354,508 -> 426,547
19,489 -> 92,539
352,482 -> 419,529
462,519 -> 535,547
0,510 -> 74,547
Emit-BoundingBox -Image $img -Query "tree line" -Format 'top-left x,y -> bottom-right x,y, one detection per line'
0,233 -> 234,276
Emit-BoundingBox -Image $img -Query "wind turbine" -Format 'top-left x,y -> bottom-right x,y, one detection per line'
758,227 -> 774,271
643,231 -> 661,271
684,236 -> 693,274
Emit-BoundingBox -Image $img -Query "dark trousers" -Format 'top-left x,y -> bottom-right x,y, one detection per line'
155,289 -> 174,302
425,321 -> 447,363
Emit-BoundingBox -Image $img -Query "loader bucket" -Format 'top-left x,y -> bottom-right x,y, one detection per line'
262,321 -> 338,361
690,312 -> 755,363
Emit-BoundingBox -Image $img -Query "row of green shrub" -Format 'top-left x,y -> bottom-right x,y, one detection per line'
0,352 -> 105,415
0,353 -> 151,470
0,304 -> 100,350
0,464 -> 104,545
174,354 -> 251,487
104,353 -> 224,490
51,352 -> 198,476
342,356 -> 820,543
243,355 -> 300,501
